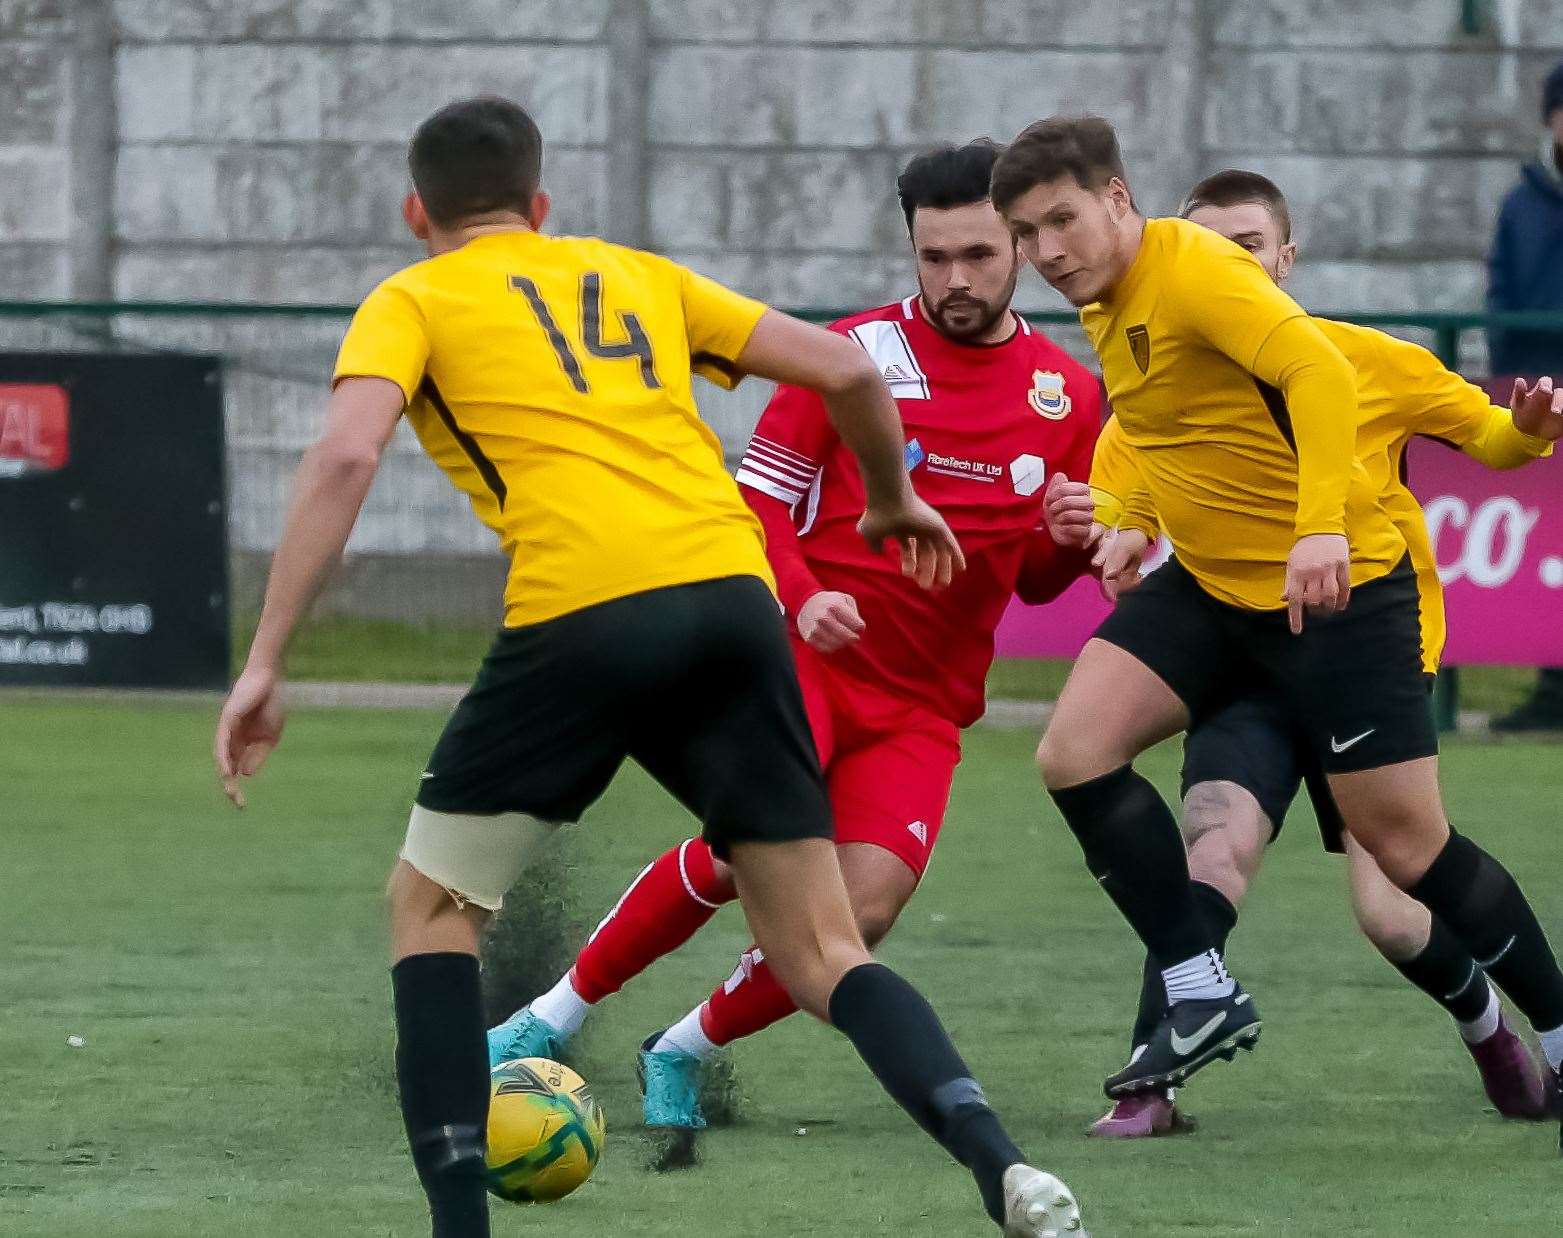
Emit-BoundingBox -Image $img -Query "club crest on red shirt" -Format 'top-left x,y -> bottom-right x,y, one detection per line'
1028,369 -> 1072,419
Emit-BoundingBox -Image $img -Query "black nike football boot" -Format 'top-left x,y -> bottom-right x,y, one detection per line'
1104,985 -> 1261,1097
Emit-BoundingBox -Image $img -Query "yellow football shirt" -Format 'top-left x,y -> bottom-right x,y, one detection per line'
1092,319 -> 1552,670
1319,319 -> 1551,670
334,229 -> 775,627
1080,217 -> 1406,610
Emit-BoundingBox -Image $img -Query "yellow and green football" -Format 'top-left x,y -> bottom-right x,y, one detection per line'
486,1057 -> 606,1203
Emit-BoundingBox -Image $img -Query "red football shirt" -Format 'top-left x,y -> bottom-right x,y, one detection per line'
735,296 -> 1101,727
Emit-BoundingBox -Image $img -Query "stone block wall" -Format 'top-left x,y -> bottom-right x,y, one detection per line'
109,0 -> 611,302
10,1 -> 1557,313
2,0 -> 1561,599
0,0 -> 76,295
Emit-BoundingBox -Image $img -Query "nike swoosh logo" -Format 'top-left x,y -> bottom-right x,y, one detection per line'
1330,729 -> 1375,754
1169,1013 -> 1226,1057
1475,935 -> 1516,969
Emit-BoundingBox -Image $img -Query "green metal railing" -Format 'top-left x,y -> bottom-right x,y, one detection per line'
6,301 -> 1562,727
6,301 -> 1563,371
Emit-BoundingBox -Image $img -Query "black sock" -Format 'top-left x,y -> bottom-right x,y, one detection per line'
392,953 -> 491,1238
1050,765 -> 1217,967
828,962 -> 1022,1224
1130,950 -> 1166,1054
1130,882 -> 1239,1051
1388,915 -> 1491,1027
1407,830 -> 1563,1034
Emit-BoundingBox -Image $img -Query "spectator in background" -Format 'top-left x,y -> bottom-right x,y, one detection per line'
1487,59 -> 1563,732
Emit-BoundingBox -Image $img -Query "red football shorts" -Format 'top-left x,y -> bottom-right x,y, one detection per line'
791,639 -> 962,880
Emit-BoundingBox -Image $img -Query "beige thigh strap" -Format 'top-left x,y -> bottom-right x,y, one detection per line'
400,805 -> 560,912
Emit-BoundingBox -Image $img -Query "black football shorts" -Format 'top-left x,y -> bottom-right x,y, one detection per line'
1180,691 -> 1349,852
415,575 -> 834,859
1095,553 -> 1437,778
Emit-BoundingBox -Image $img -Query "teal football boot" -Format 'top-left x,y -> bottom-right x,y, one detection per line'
486,1006 -> 568,1070
637,1029 -> 708,1129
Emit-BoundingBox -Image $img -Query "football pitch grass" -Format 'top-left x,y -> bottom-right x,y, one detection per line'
4,696 -> 1559,1237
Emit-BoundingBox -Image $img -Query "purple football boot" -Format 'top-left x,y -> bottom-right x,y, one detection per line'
1088,1089 -> 1196,1139
1464,1015 -> 1551,1121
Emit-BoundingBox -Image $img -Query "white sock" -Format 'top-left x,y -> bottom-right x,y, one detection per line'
1537,1021 -> 1563,1072
1455,984 -> 1501,1045
528,972 -> 591,1037
1162,949 -> 1236,1005
653,1006 -> 719,1060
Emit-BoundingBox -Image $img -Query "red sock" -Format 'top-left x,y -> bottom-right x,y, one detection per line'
699,945 -> 802,1046
570,838 -> 732,1003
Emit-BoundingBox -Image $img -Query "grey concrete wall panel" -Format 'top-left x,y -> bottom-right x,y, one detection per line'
4,0 -> 1558,602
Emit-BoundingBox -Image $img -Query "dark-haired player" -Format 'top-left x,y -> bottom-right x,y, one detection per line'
487,138 -> 1101,1149
215,100 -> 1083,1236
990,118 -> 1563,1135
1063,169 -> 1559,1137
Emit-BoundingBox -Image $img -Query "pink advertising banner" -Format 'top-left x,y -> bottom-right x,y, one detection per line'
1411,435 -> 1562,664
995,426 -> 1562,666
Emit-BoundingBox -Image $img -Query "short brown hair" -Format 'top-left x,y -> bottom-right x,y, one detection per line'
1180,169 -> 1292,243
989,116 -> 1126,212
409,96 -> 543,228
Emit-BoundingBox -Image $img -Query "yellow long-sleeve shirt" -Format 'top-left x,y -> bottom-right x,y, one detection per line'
1080,217 -> 1406,609
1092,317 -> 1553,670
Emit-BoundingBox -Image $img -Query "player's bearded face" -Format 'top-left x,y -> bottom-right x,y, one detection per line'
1003,179 -> 1131,307
911,201 -> 1021,341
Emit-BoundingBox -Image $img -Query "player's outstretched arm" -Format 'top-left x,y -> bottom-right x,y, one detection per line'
1372,330 -> 1555,468
735,310 -> 965,588
1510,375 -> 1563,443
1446,380 -> 1559,469
214,376 -> 403,806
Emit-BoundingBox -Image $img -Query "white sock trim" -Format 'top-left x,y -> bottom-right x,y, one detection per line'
1537,1021 -> 1563,1072
678,839 -> 723,910
1455,984 -> 1501,1045
1162,949 -> 1236,1005
654,1006 -> 719,1060
529,972 -> 591,1038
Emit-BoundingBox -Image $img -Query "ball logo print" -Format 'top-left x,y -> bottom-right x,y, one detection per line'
486,1057 -> 606,1203
1009,453 -> 1046,497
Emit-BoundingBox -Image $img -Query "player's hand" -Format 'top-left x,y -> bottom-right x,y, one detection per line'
1510,376 -> 1563,441
214,664 -> 286,808
1042,472 -> 1096,548
797,590 -> 865,653
859,491 -> 967,590
1284,533 -> 1351,635
1093,526 -> 1150,601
